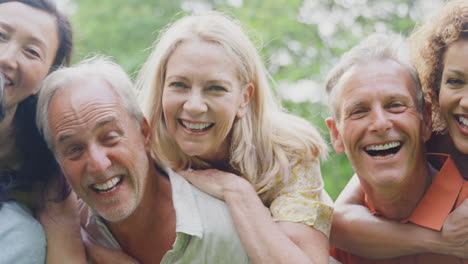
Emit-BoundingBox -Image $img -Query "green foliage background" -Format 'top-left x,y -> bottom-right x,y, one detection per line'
67,0 -> 441,200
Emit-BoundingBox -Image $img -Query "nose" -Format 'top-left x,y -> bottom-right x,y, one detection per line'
368,107 -> 392,134
460,88 -> 468,110
85,145 -> 111,176
183,89 -> 207,114
0,43 -> 19,71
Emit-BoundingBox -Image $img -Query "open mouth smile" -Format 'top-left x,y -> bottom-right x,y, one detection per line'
455,115 -> 468,129
1,73 -> 14,87
364,141 -> 402,159
179,119 -> 214,132
90,175 -> 123,194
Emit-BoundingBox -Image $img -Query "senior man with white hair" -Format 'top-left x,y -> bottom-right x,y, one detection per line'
36,56 -> 250,263
325,34 -> 466,264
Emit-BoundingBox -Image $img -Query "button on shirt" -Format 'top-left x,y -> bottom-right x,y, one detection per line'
81,167 -> 250,264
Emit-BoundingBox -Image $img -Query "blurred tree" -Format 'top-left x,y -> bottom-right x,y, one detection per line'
68,0 -> 442,199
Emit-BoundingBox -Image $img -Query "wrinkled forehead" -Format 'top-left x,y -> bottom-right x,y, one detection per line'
333,60 -> 415,115
47,78 -> 122,138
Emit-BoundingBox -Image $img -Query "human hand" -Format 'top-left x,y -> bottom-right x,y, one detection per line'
439,199 -> 468,258
37,181 -> 80,235
177,169 -> 251,200
82,228 -> 140,264
37,180 -> 86,264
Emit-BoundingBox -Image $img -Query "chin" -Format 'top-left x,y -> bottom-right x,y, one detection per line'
453,139 -> 468,154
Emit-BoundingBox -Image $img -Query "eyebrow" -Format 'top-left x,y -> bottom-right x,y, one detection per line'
343,101 -> 365,111
205,79 -> 232,87
57,116 -> 117,144
446,69 -> 465,77
343,94 -> 408,110
0,21 -> 48,56
165,75 -> 189,82
28,36 -> 48,51
0,22 -> 13,32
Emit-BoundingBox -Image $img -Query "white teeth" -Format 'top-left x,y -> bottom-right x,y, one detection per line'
365,141 -> 401,151
458,116 -> 468,127
3,78 -> 12,86
181,120 -> 212,130
92,175 -> 122,192
373,154 -> 395,160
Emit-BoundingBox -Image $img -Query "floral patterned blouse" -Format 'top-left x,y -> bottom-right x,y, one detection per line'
257,158 -> 333,237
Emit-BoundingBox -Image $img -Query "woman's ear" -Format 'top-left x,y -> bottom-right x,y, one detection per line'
236,83 -> 254,119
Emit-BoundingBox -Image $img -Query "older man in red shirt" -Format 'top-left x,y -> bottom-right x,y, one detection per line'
325,34 -> 467,264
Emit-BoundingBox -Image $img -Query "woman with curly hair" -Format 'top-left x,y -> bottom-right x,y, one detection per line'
330,0 -> 467,261
410,0 -> 468,171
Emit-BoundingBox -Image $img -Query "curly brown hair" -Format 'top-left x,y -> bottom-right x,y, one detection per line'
409,0 -> 468,133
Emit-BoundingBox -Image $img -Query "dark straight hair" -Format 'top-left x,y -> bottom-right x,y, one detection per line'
0,0 -> 73,208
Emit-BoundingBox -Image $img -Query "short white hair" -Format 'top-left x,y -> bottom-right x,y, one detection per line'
36,55 -> 143,149
325,33 -> 424,120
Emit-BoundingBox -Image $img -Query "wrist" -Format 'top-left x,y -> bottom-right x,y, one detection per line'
415,228 -> 446,255
223,176 -> 257,203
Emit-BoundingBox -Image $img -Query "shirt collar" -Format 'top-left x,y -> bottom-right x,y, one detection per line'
165,167 -> 204,238
83,166 -> 204,244
400,154 -> 464,230
363,154 -> 464,231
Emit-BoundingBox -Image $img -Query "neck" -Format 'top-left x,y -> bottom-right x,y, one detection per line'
0,106 -> 20,170
363,161 -> 436,220
106,164 -> 176,263
427,133 -> 468,176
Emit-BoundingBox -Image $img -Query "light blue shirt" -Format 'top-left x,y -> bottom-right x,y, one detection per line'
82,168 -> 250,263
0,201 -> 46,264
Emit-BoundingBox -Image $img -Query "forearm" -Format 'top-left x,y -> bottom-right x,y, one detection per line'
332,175 -> 467,258
40,212 -> 87,264
38,190 -> 86,264
224,180 -> 327,264
331,203 -> 441,258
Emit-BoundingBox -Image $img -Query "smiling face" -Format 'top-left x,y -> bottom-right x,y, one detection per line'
327,59 -> 431,189
48,78 -> 152,222
439,38 -> 468,154
162,38 -> 252,163
0,2 -> 58,118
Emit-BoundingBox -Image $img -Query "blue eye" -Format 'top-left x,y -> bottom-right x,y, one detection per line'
349,108 -> 368,119
209,85 -> 226,91
387,102 -> 407,113
446,78 -> 465,86
170,82 -> 187,88
65,145 -> 83,159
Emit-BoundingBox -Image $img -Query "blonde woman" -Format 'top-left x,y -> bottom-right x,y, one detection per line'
137,12 -> 333,264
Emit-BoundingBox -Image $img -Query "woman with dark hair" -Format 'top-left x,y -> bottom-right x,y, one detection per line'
0,0 -> 76,263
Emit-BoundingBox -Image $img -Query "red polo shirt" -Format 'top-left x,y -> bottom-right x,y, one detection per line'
331,154 -> 468,264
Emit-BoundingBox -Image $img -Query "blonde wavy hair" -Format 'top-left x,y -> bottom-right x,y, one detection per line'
137,12 -> 327,190
409,0 -> 468,133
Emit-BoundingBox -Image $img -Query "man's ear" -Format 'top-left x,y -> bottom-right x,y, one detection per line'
140,117 -> 152,152
325,117 -> 345,154
421,102 -> 432,142
236,83 -> 254,119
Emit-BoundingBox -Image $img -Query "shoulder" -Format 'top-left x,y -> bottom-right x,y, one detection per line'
190,184 -> 236,227
0,201 -> 46,264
